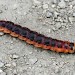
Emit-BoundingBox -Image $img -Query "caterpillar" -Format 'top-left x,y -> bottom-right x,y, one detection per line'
0,20 -> 75,53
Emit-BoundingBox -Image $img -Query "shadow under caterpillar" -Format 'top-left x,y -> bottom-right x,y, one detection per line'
0,20 -> 75,53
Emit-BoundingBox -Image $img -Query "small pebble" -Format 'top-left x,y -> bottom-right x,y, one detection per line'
33,0 -> 41,7
0,69 -> 6,75
29,51 -> 33,54
13,69 -> 17,75
43,3 -> 48,9
12,62 -> 16,67
55,22 -> 62,29
29,57 -> 38,64
0,69 -> 3,73
54,17 -> 63,22
51,4 -> 56,8
12,38 -> 17,41
33,0 -> 41,4
52,27 -> 57,31
60,54 -> 65,58
58,0 -> 66,8
12,54 -> 19,59
47,29 -> 51,33
13,4 -> 18,10
73,13 -> 75,17
69,17 -> 74,24
0,32 -> 4,36
38,64 -> 42,67
0,61 -> 4,67
69,5 -> 73,9
46,11 -> 53,18
54,11 -> 59,17
54,66 -> 60,73
5,63 -> 11,67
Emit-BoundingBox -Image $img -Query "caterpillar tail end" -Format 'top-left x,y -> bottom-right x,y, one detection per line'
73,43 -> 75,53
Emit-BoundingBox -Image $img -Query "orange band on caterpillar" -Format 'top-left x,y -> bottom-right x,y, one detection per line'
0,20 -> 75,53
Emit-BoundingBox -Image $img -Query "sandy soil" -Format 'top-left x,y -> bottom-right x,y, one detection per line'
0,0 -> 75,75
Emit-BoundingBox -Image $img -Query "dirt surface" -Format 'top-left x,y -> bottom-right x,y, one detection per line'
0,0 -> 75,75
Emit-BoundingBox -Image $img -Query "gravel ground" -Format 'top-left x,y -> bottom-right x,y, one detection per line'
0,0 -> 75,75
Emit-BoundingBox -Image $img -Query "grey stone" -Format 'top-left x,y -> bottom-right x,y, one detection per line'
12,54 -> 19,59
58,0 -> 66,8
29,57 -> 38,64
46,11 -> 53,18
0,32 -> 4,36
0,61 -> 4,68
43,3 -> 48,9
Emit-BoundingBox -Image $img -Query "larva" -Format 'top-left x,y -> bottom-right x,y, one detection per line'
0,20 -> 75,53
